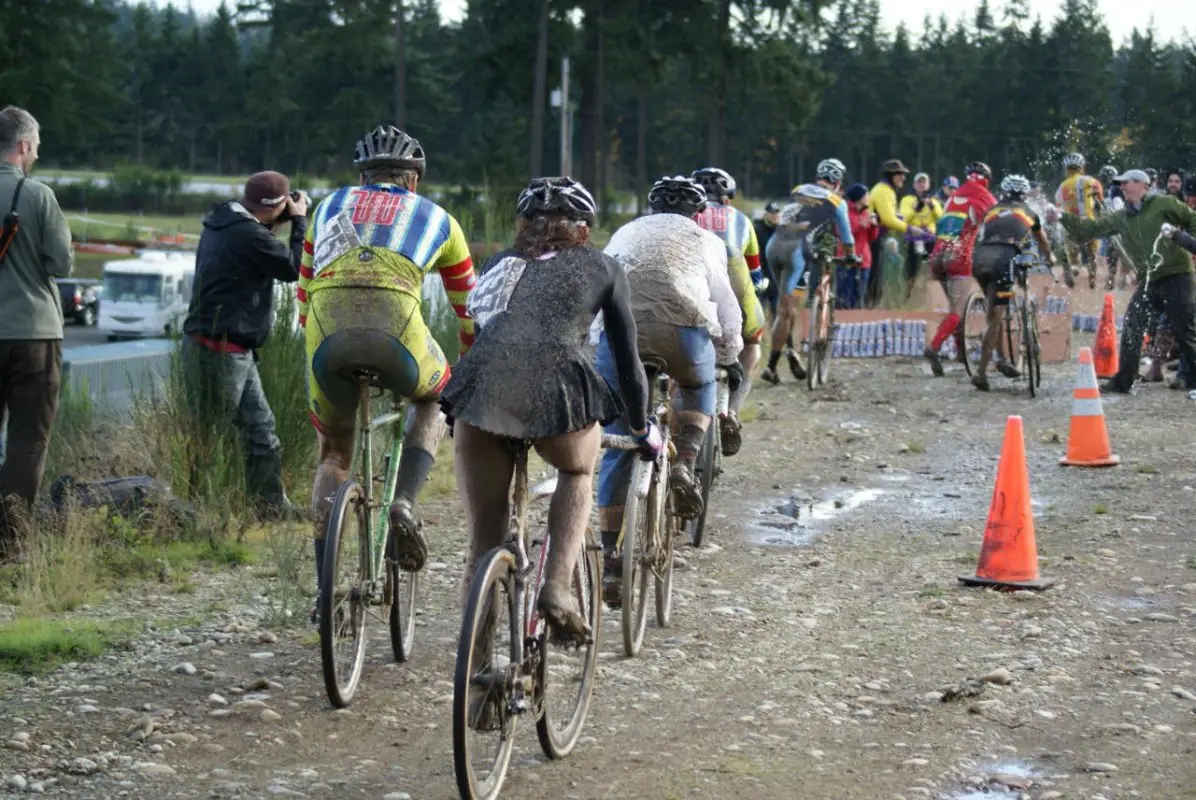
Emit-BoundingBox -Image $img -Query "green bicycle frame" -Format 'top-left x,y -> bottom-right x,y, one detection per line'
355,381 -> 407,584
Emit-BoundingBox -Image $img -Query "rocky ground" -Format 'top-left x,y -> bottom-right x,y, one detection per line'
2,347 -> 1195,800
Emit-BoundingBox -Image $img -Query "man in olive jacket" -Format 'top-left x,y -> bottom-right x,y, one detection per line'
0,107 -> 74,558
1061,169 -> 1196,392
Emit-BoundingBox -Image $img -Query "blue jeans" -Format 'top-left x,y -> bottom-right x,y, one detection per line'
594,325 -> 714,512
837,266 -> 865,309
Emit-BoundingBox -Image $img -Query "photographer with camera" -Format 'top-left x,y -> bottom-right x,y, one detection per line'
182,171 -> 309,520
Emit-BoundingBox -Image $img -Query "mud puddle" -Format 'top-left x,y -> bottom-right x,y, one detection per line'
943,759 -> 1041,799
745,489 -> 884,546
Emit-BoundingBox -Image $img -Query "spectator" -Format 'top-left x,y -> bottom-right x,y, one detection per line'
0,106 -> 73,560
1164,168 -> 1185,199
868,159 -> 931,307
899,172 -> 942,296
839,184 -> 877,309
936,176 -> 959,205
753,202 -> 781,318
182,171 -> 309,519
1061,169 -> 1196,393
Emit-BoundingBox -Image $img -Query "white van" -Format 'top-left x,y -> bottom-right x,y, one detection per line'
98,251 -> 197,340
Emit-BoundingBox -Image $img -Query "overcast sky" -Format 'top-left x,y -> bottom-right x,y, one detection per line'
180,0 -> 1194,44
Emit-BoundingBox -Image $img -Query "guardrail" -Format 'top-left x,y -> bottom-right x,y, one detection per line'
62,339 -> 177,413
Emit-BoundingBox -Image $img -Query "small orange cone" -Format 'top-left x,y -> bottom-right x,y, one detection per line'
1094,293 -> 1120,378
1060,347 -> 1120,468
960,416 -> 1055,591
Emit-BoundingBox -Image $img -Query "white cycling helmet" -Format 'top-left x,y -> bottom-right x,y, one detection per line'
1063,152 -> 1086,170
691,167 -> 737,200
815,158 -> 846,185
1000,174 -> 1031,197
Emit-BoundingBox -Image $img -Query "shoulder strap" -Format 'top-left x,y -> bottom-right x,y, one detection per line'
0,178 -> 27,267
10,177 -> 25,214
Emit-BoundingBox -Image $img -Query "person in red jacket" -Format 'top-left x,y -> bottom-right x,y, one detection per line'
923,162 -> 997,376
838,183 -> 878,309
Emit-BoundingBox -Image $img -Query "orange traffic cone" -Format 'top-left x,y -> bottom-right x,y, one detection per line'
1094,293 -> 1119,378
1060,347 -> 1120,467
960,415 -> 1055,591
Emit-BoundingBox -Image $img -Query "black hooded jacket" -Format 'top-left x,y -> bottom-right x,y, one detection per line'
183,201 -> 306,350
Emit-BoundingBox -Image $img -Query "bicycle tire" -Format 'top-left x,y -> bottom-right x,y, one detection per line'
1004,299 -> 1024,374
685,425 -> 717,548
535,534 -> 601,759
386,533 -> 419,663
319,481 -> 369,709
1023,299 -> 1041,397
654,493 -> 675,629
961,292 -> 986,377
806,292 -> 821,391
452,546 -> 518,800
817,292 -> 833,385
621,458 -> 651,657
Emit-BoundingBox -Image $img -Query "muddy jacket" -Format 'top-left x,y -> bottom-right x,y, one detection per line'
1061,194 -> 1196,281
184,201 -> 305,350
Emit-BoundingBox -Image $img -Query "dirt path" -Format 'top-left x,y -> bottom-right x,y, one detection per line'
2,354 -> 1196,800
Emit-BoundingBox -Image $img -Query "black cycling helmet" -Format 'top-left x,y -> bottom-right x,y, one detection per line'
1145,167 -> 1159,185
354,125 -> 426,177
965,161 -> 992,182
764,201 -> 780,214
691,167 -> 736,200
648,176 -> 707,216
516,177 -> 597,224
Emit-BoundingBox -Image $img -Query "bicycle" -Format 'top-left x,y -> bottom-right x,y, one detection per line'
606,357 -> 678,656
319,371 -> 419,708
961,252 -> 1042,396
451,436 -> 603,800
805,254 -> 853,390
686,368 -> 729,549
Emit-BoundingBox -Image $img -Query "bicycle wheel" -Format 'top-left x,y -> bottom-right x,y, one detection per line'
535,534 -> 601,759
816,292 -> 834,385
319,481 -> 369,709
621,459 -> 651,657
685,426 -> 717,548
654,473 -> 675,628
961,292 -> 986,377
806,293 -> 822,391
1004,298 -> 1024,374
452,547 -> 518,800
1023,298 -> 1041,397
386,531 -> 418,663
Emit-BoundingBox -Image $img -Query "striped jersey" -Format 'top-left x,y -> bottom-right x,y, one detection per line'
298,183 -> 476,350
694,201 -> 762,281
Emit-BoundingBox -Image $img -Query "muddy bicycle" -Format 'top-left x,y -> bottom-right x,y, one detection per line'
608,357 -> 682,656
962,252 -> 1042,396
685,367 -> 728,549
451,440 -> 602,800
318,371 -> 419,708
805,253 -> 855,390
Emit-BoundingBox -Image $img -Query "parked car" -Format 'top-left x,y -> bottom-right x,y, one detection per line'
56,278 -> 102,327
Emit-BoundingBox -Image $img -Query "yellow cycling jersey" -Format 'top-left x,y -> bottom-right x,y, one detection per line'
694,201 -> 762,278
299,183 -> 476,350
1054,172 -> 1104,220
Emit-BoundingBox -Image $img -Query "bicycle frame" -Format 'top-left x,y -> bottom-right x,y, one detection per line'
354,378 -> 407,588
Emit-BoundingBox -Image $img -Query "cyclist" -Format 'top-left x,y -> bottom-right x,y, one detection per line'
1054,152 -> 1104,289
754,202 -> 781,319
763,158 -> 856,384
691,167 -> 764,452
924,161 -> 996,376
440,178 -> 658,640
899,172 -> 942,295
969,174 -> 1057,391
299,125 -> 476,602
593,176 -> 743,604
1099,165 -> 1126,290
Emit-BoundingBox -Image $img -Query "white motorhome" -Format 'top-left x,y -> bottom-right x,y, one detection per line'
98,251 -> 197,340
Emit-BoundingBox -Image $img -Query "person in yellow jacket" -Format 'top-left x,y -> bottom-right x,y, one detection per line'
898,172 -> 943,296
867,159 -> 932,306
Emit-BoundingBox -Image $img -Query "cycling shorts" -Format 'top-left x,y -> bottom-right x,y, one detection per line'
972,244 -> 1018,306
304,284 -> 449,436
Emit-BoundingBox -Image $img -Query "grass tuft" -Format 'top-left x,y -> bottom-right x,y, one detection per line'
0,617 -> 140,675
